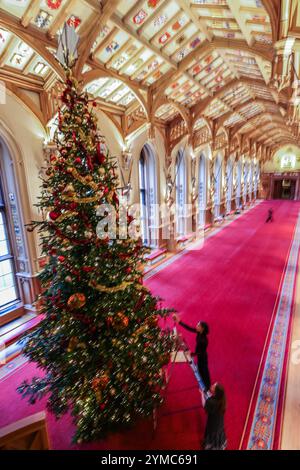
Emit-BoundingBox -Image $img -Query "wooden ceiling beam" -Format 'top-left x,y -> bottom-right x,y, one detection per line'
150,36 -> 273,96
176,0 -> 213,42
21,0 -> 40,28
123,0 -> 145,24
82,64 -> 149,116
111,12 -> 177,69
23,53 -> 37,75
131,54 -> 156,81
191,77 -> 267,123
226,0 -> 255,47
0,8 -> 64,79
91,27 -> 119,60
232,113 -> 288,137
0,68 -> 44,91
75,0 -> 123,77
160,20 -> 193,52
150,11 -> 183,45
118,46 -> 146,75
170,31 -> 199,61
85,59 -> 148,91
261,0 -> 279,42
0,0 -> 284,140
191,4 -> 229,12
136,0 -> 170,37
105,38 -> 134,69
217,49 -> 240,79
0,36 -> 19,68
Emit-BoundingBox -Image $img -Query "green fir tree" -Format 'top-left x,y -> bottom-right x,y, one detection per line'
18,71 -> 173,443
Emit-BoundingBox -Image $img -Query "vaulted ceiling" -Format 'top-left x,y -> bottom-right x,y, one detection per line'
0,0 -> 296,152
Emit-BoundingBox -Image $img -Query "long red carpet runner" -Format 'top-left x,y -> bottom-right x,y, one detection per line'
0,200 -> 299,450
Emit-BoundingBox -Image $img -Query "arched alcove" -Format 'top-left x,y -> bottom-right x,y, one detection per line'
175,148 -> 187,237
139,144 -> 158,248
0,139 -> 20,311
0,133 -> 35,314
214,153 -> 222,219
243,159 -> 250,204
226,157 -> 234,214
198,151 -> 207,227
254,161 -> 260,198
272,145 -> 300,172
248,160 -> 254,200
235,159 -> 242,209
84,76 -> 148,117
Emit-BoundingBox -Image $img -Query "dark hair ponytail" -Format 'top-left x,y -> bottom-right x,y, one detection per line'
200,321 -> 209,336
214,383 -> 226,414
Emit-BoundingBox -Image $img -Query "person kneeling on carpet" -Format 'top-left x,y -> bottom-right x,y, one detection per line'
172,314 -> 211,392
201,383 -> 227,450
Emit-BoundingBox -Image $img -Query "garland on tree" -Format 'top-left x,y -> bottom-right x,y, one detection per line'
18,71 -> 174,443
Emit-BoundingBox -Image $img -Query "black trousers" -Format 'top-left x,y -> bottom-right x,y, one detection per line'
197,356 -> 211,391
266,215 -> 273,223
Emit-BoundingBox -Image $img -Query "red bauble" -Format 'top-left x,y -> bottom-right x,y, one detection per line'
75,157 -> 81,164
82,266 -> 95,272
98,374 -> 109,388
67,293 -> 86,310
69,202 -> 78,210
49,211 -> 60,221
57,255 -> 65,263
113,311 -> 129,330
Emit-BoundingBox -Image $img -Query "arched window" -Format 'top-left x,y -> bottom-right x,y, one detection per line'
214,154 -> 222,218
0,142 -> 19,311
198,153 -> 206,227
249,161 -> 254,199
235,160 -> 242,209
254,162 -> 260,198
139,144 -> 158,247
175,149 -> 186,237
226,158 -> 234,213
242,160 -> 248,204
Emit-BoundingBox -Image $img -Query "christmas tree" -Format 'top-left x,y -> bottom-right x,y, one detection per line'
18,71 -> 173,443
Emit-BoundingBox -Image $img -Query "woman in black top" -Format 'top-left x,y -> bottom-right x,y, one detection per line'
173,314 -> 211,391
201,382 -> 227,450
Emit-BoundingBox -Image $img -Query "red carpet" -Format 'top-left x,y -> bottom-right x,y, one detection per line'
0,200 -> 299,450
